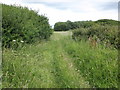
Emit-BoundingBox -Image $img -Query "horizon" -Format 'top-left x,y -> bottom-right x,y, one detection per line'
0,0 -> 119,26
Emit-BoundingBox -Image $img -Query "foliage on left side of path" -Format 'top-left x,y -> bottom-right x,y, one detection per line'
2,4 -> 53,48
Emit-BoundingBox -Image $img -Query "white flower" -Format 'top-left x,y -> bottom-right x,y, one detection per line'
21,40 -> 24,43
13,40 -> 16,42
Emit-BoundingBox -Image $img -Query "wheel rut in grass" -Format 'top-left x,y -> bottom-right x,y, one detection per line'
45,31 -> 90,88
3,31 -> 118,88
3,31 -> 90,88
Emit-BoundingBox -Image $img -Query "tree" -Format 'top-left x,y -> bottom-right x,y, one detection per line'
54,22 -> 69,31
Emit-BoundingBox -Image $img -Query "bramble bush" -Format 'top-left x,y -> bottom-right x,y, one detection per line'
2,4 -> 53,48
72,24 -> 118,48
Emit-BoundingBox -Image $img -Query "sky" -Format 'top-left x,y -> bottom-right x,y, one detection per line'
0,0 -> 119,26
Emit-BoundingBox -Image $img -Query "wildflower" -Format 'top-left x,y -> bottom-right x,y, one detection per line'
21,40 -> 24,43
13,40 -> 16,42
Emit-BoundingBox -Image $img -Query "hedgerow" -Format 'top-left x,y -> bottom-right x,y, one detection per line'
54,20 -> 94,31
72,24 -> 118,48
54,19 -> 118,31
2,4 -> 53,48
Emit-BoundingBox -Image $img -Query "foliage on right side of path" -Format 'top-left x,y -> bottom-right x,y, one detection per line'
62,38 -> 118,88
72,24 -> 118,49
54,19 -> 118,49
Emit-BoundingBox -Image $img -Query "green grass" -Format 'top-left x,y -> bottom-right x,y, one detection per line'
62,38 -> 118,88
2,31 -> 118,88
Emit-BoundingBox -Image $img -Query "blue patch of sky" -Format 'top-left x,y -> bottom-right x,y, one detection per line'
96,2 -> 117,11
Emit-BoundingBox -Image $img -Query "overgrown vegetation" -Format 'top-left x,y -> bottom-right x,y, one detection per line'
2,4 -> 53,48
63,38 -> 118,88
54,19 -> 118,49
2,32 -> 118,88
72,24 -> 118,48
54,19 -> 118,31
2,3 -> 118,88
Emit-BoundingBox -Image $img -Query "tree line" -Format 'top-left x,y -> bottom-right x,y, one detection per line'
54,19 -> 118,31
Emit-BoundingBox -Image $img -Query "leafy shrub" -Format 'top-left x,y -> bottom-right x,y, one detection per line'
95,19 -> 118,25
54,22 -> 69,31
72,28 -> 89,41
2,4 -> 53,48
72,24 -> 118,48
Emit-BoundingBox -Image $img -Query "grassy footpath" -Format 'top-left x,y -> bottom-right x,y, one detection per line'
2,31 -> 118,88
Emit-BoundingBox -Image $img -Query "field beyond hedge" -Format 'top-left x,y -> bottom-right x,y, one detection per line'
2,31 -> 118,88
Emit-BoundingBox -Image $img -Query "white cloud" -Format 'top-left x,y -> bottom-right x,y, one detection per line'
0,0 -> 119,26
24,0 -> 72,3
0,0 -> 23,5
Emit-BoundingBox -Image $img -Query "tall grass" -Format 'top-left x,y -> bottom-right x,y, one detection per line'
62,38 -> 118,88
2,32 -> 118,88
2,34 -> 90,88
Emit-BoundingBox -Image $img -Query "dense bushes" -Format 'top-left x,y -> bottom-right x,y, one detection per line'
54,22 -> 69,31
54,20 -> 94,31
54,19 -> 118,48
72,24 -> 118,48
2,4 -> 53,48
54,19 -> 118,31
95,19 -> 118,25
